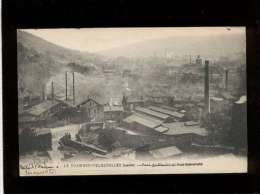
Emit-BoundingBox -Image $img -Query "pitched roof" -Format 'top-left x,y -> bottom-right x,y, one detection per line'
123,113 -> 162,129
134,113 -> 164,124
92,95 -> 109,105
135,106 -> 169,120
161,105 -> 177,111
148,106 -> 184,118
26,100 -> 61,116
77,96 -> 109,107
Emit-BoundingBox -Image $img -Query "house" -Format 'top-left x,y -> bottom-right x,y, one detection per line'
76,96 -> 108,122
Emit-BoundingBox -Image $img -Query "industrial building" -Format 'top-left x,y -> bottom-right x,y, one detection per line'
122,113 -> 163,135
19,99 -> 70,128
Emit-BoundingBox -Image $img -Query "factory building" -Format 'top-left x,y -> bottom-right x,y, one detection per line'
19,100 -> 70,128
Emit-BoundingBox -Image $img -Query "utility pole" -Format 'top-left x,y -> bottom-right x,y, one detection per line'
72,71 -> 75,105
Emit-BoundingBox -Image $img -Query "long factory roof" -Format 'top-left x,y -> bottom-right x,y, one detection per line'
26,100 -> 61,116
148,106 -> 184,118
123,113 -> 163,129
162,122 -> 208,136
135,106 -> 169,120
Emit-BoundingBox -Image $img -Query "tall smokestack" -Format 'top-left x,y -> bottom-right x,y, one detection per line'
225,69 -> 229,91
42,84 -> 45,101
204,60 -> 210,114
51,81 -> 54,101
72,71 -> 75,105
65,71 -> 68,101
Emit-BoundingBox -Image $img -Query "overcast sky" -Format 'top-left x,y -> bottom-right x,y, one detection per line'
22,27 -> 245,53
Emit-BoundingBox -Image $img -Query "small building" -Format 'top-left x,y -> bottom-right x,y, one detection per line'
104,105 -> 124,122
125,96 -> 145,111
146,95 -> 174,105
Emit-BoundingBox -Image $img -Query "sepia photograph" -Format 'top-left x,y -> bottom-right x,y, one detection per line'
17,27 -> 247,176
